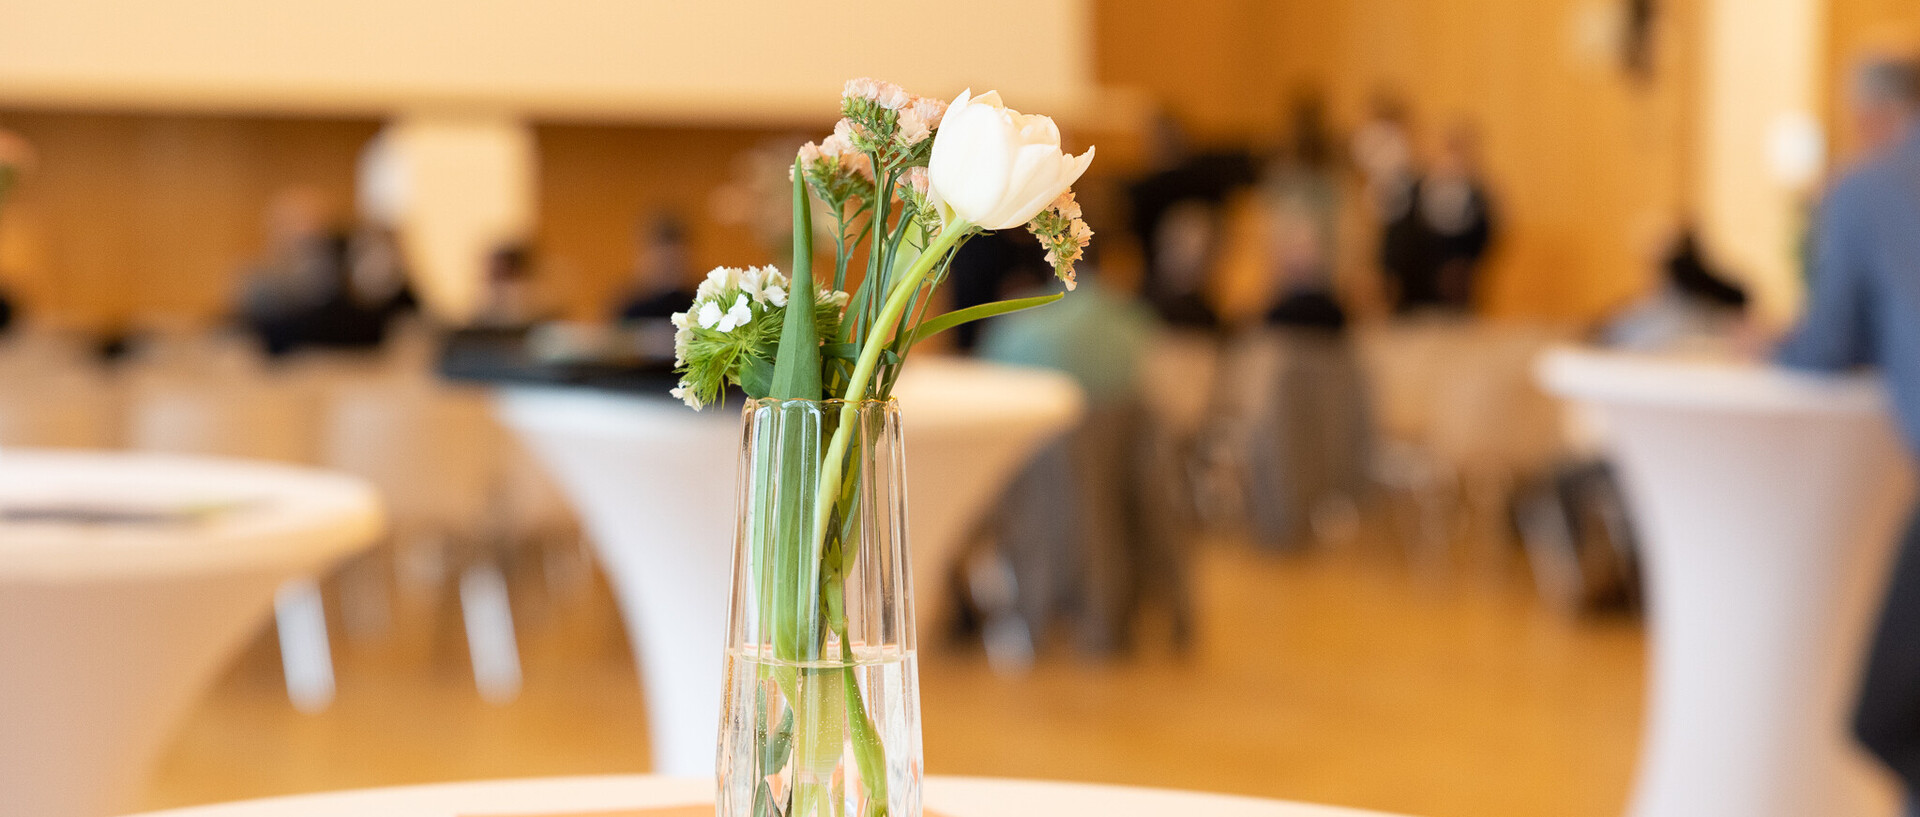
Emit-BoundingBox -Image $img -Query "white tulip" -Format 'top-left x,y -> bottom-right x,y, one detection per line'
927,89 -> 1095,231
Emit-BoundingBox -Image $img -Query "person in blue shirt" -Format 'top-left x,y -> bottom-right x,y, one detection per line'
1777,56 -> 1920,814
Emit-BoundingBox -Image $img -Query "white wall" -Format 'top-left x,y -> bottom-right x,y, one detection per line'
1697,0 -> 1826,324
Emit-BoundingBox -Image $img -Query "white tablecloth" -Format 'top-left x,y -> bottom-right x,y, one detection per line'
0,450 -> 384,817
496,357 -> 1084,776
121,775 -> 1414,817
1539,349 -> 1909,817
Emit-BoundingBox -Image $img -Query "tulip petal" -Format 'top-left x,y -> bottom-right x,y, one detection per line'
999,147 -> 1095,231
1014,112 -> 1061,147
929,99 -> 1016,226
989,142 -> 1068,229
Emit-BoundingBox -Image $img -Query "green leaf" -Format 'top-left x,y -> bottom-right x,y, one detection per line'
820,343 -> 900,367
909,293 -> 1065,347
738,354 -> 774,399
761,705 -> 793,773
769,157 -> 822,400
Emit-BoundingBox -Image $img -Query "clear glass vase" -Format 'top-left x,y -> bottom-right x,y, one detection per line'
718,398 -> 923,817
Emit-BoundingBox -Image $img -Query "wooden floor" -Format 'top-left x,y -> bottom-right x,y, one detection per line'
143,540 -> 1645,817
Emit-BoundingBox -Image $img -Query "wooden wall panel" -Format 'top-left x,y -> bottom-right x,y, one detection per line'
1825,0 -> 1920,165
0,111 -> 377,331
0,0 -> 1773,328
1097,0 -> 1701,322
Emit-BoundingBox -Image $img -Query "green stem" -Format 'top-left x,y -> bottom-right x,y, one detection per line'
807,221 -> 971,566
786,222 -> 967,815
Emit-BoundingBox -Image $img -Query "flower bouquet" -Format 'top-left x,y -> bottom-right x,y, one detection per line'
669,79 -> 1093,817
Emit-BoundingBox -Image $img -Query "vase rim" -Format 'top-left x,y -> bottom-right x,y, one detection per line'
741,396 -> 900,409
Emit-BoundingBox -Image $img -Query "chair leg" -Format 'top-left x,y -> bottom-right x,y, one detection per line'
460,562 -> 523,705
274,577 -> 337,714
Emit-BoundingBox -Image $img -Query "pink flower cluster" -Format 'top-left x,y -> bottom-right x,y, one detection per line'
795,119 -> 874,184
844,77 -> 911,111
843,77 -> 947,147
1028,191 -> 1094,290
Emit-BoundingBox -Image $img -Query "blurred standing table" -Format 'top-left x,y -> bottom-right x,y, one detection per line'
496,357 -> 1084,776
1540,349 -> 1910,817
0,450 -> 382,817
121,774 -> 1416,817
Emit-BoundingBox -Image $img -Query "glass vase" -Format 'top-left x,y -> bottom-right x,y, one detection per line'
718,398 -> 923,817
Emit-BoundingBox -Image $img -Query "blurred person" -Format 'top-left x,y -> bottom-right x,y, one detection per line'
235,187 -> 343,355
346,225 -> 418,321
1378,122 -> 1498,314
1602,225 -> 1749,352
473,242 -> 553,329
1352,95 -> 1417,227
1416,124 -> 1497,310
614,214 -> 698,322
235,190 -> 419,356
1775,55 -> 1920,814
1354,97 -> 1429,315
1233,97 -> 1373,549
1124,109 -> 1259,328
1262,92 -> 1346,333
977,253 -> 1193,653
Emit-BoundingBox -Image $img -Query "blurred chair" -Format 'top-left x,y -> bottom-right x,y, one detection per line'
124,360 -> 338,710
320,378 -> 525,703
126,376 -> 319,464
1423,323 -> 1570,559
1238,328 -> 1372,551
0,369 -> 121,449
1137,329 -> 1232,528
1354,318 -> 1573,569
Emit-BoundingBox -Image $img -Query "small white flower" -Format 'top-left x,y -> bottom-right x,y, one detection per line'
696,300 -> 723,329
767,285 -> 788,307
669,311 -> 688,329
699,266 -> 741,299
737,266 -> 768,302
715,294 -> 752,332
669,383 -> 702,410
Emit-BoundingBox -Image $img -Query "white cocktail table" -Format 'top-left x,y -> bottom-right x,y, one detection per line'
119,775 -> 1415,817
1539,349 -> 1909,817
0,450 -> 384,817
496,357 -> 1084,776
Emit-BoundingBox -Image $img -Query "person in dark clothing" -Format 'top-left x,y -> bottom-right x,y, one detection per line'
1385,124 -> 1497,313
615,215 -> 698,322
1775,56 -> 1920,817
1263,92 -> 1348,334
1124,111 -> 1260,328
1601,225 -> 1749,351
238,218 -> 415,356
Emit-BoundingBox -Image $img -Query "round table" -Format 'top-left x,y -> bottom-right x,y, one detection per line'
121,775 -> 1413,817
0,450 -> 384,817
495,357 -> 1084,776
1538,349 -> 1909,817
